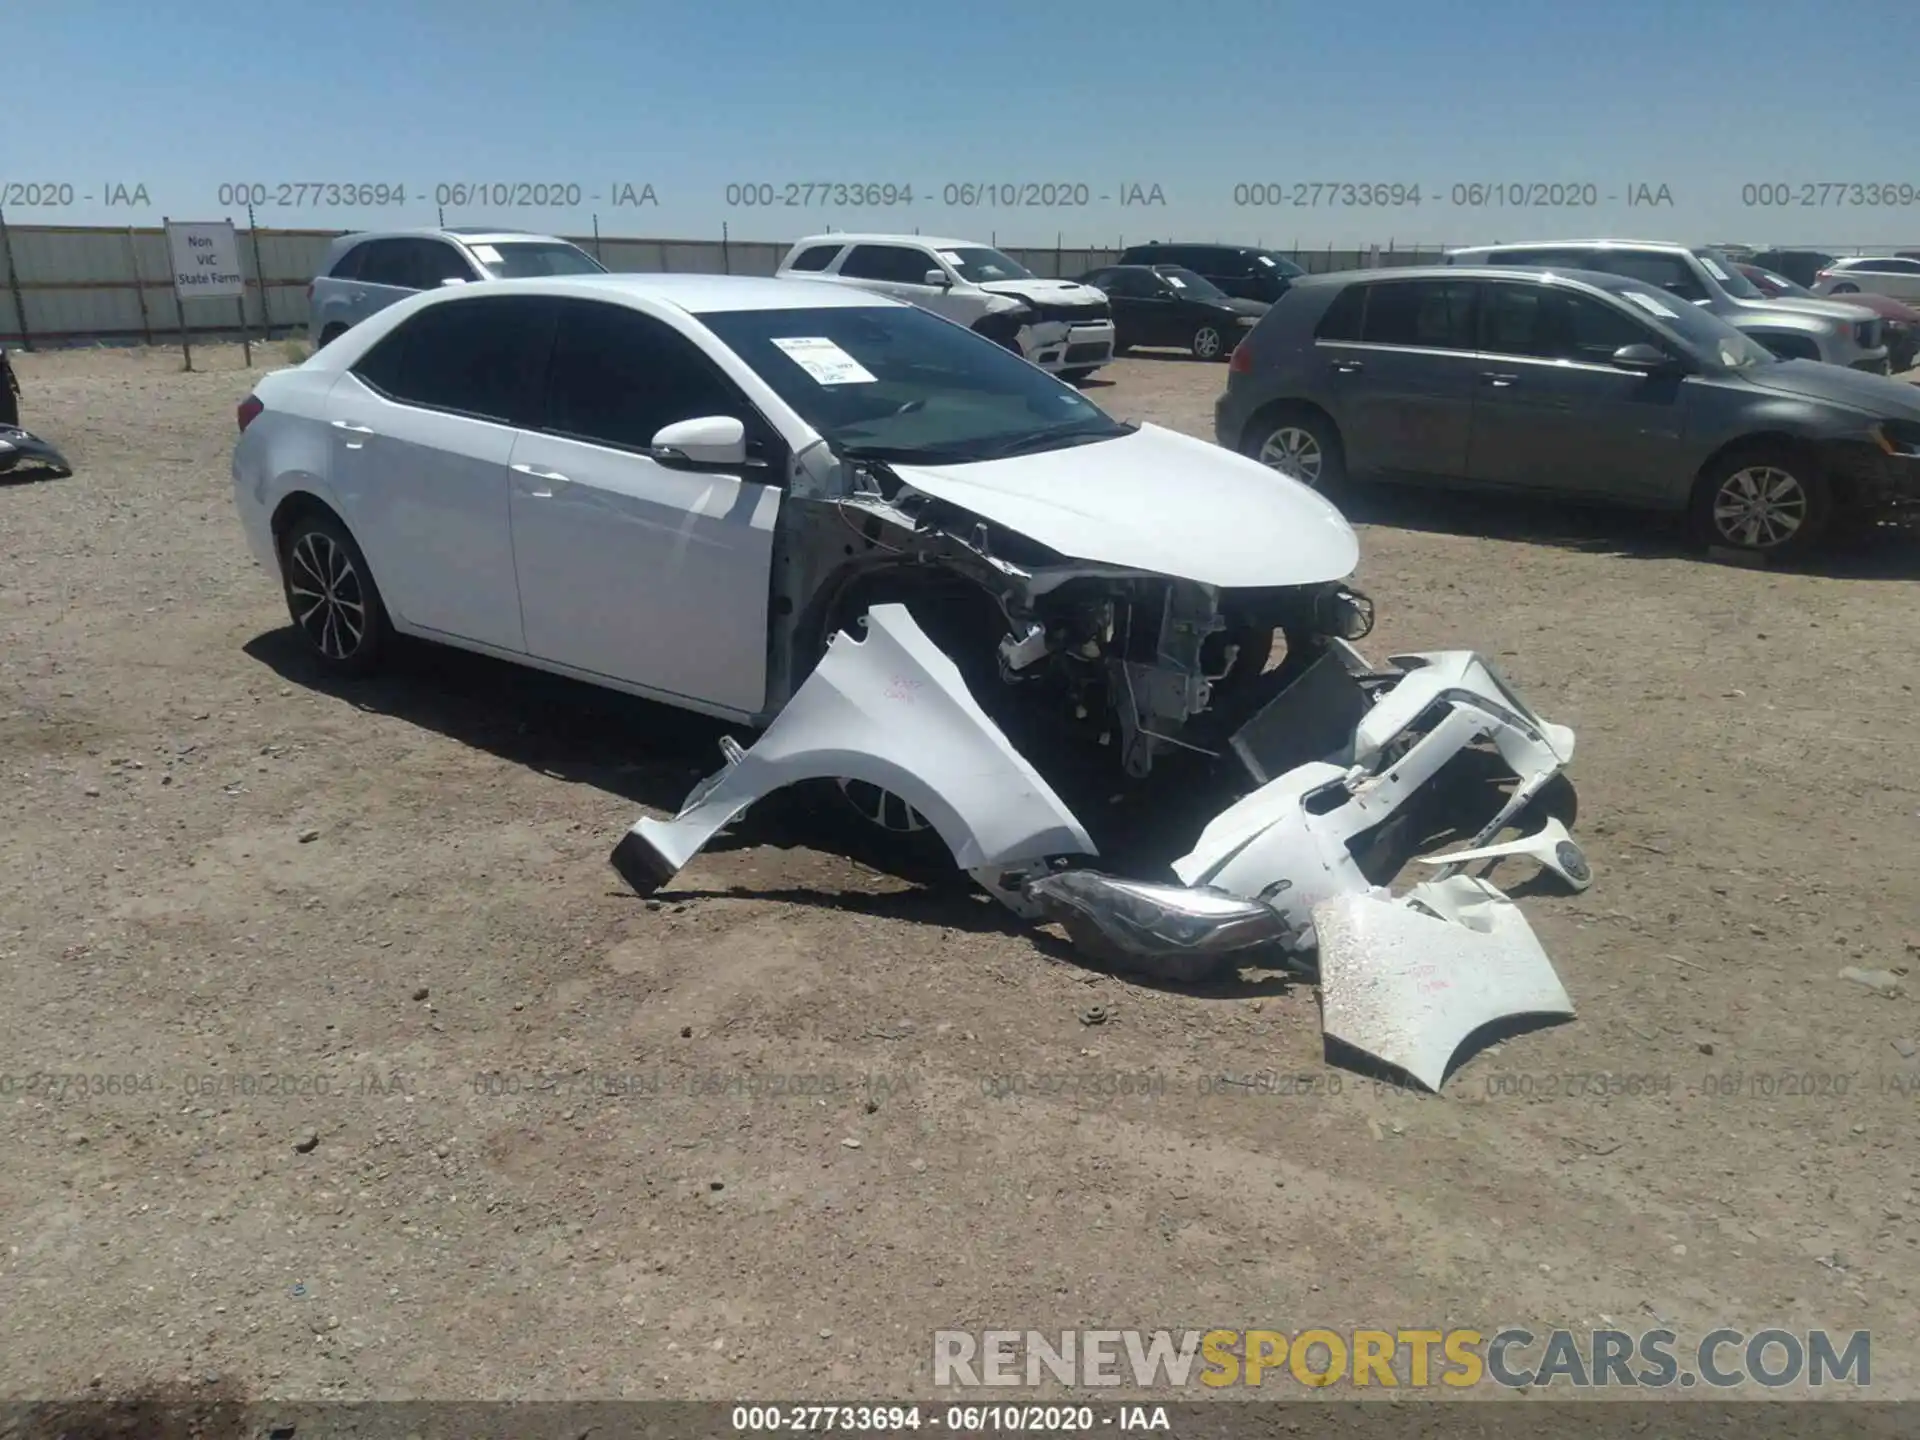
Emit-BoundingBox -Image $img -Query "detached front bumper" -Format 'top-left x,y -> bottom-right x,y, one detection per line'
611,609 -> 1588,1091
0,426 -> 72,478
1020,318 -> 1116,373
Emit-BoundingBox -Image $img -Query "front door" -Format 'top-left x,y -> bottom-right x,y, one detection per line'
1464,281 -> 1688,500
507,298 -> 782,714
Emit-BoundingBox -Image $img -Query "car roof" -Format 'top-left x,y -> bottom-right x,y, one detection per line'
1126,241 -> 1271,253
788,233 -> 985,251
1291,263 -> 1665,294
429,272 -> 907,314
1446,239 -> 1692,256
327,228 -> 576,247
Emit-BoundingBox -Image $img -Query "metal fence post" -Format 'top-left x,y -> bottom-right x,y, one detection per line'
127,225 -> 153,346
247,202 -> 269,338
722,220 -> 731,275
0,205 -> 31,352
592,213 -> 603,263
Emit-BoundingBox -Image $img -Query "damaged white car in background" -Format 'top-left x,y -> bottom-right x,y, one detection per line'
226,270 -> 1586,1094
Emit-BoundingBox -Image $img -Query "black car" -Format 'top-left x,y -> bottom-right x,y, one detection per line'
1117,243 -> 1306,304
1215,265 -> 1920,558
1750,249 -> 1836,289
1078,265 -> 1268,360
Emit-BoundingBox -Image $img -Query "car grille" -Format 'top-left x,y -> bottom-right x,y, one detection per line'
1064,342 -> 1111,363
1026,299 -> 1111,325
1855,319 -> 1882,348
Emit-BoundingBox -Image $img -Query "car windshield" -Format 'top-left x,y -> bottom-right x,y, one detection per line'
701,304 -> 1134,465
1611,280 -> 1775,371
1257,252 -> 1307,278
474,241 -> 606,278
945,247 -> 1035,284
1157,266 -> 1228,300
1693,249 -> 1763,299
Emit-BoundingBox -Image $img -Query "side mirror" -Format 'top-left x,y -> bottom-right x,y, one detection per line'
649,415 -> 747,468
1610,343 -> 1685,374
923,269 -> 952,288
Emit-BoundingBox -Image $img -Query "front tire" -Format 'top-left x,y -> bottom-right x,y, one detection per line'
1688,444 -> 1832,558
1243,406 -> 1346,492
1058,367 -> 1096,383
279,510 -> 391,675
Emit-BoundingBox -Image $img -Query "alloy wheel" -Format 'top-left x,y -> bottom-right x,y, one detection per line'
288,531 -> 367,660
1256,426 -> 1324,486
1712,465 -> 1808,550
1192,326 -> 1224,359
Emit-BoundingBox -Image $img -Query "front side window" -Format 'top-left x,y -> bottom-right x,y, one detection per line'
354,239 -> 418,288
542,299 -> 746,451
328,243 -> 369,280
1479,284 -> 1653,364
350,295 -> 555,424
1359,280 -> 1476,349
413,241 -> 477,287
701,303 -> 1129,465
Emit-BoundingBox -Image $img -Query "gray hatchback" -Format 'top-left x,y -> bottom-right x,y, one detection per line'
1215,265 -> 1920,557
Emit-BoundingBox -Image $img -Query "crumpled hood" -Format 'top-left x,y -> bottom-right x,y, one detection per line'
887,422 -> 1359,588
1742,359 -> 1920,418
979,278 -> 1109,309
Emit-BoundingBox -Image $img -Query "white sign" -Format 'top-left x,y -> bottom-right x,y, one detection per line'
770,336 -> 877,385
165,220 -> 245,300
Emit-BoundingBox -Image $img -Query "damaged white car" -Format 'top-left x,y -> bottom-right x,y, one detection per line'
231,273 -> 1589,1090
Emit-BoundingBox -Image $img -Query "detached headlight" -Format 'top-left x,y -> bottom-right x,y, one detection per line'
1873,420 -> 1920,458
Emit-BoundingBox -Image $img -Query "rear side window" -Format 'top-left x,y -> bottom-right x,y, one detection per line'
413,240 -> 476,287
328,243 -> 369,280
349,295 -> 555,424
1360,280 -> 1476,349
1210,251 -> 1257,278
787,244 -> 843,272
840,244 -> 936,284
542,299 -> 746,452
354,239 -> 417,288
1479,283 -> 1651,363
1314,284 -> 1367,341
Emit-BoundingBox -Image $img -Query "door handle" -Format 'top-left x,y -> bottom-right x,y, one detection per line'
330,419 -> 374,434
1481,372 -> 1519,388
1331,358 -> 1364,373
511,462 -> 570,497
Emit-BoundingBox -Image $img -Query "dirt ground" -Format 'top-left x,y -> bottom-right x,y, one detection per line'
3,339 -> 1920,1407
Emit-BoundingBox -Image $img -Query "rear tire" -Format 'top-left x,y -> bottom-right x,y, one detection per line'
1058,367 -> 1096,383
279,510 -> 392,676
1190,324 -> 1228,360
1242,406 -> 1346,492
1831,283 -> 1860,294
1687,443 -> 1833,558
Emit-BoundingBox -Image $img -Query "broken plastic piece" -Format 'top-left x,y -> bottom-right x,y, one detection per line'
609,604 -> 1097,896
1315,877 -> 1575,1092
1024,869 -> 1298,982
0,425 -> 73,478
1413,817 -> 1593,892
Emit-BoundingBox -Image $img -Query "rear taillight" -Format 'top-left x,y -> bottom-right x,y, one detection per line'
237,395 -> 264,432
1815,270 -> 1835,284
1228,340 -> 1253,374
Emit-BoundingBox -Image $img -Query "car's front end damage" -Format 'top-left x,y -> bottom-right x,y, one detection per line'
610,433 -> 1590,1092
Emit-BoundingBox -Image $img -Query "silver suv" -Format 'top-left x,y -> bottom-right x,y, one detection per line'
1444,240 -> 1888,372
307,228 -> 605,348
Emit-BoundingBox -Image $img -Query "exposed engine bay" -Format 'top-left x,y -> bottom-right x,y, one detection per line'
611,447 -> 1590,1093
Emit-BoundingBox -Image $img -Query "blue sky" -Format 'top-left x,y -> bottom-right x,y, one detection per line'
10,0 -> 1920,248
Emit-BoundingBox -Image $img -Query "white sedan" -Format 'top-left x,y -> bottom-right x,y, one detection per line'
233,273 -> 1588,1084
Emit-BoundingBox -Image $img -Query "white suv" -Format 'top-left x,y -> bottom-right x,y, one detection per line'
775,234 -> 1116,380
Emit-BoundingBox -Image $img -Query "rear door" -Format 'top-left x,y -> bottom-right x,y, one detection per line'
324,294 -> 552,650
1317,277 -> 1479,477
1464,281 -> 1688,499
506,298 -> 782,713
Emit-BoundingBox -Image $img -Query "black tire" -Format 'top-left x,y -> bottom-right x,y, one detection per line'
1058,367 -> 1096,383
1687,443 -> 1833,558
1190,324 -> 1228,361
1241,405 -> 1347,492
279,509 -> 391,675
1831,283 -> 1860,294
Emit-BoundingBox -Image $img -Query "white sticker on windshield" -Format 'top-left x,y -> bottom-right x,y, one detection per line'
1165,275 -> 1186,288
770,336 -> 877,385
937,251 -> 964,266
1621,290 -> 1679,319
1256,255 -> 1277,267
470,244 -> 504,265
1697,254 -> 1730,280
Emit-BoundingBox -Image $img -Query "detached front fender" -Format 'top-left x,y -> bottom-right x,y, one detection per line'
610,603 -> 1097,895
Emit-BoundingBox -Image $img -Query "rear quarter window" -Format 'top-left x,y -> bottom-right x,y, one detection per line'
328,243 -> 368,280
787,244 -> 843,272
1313,284 -> 1367,341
